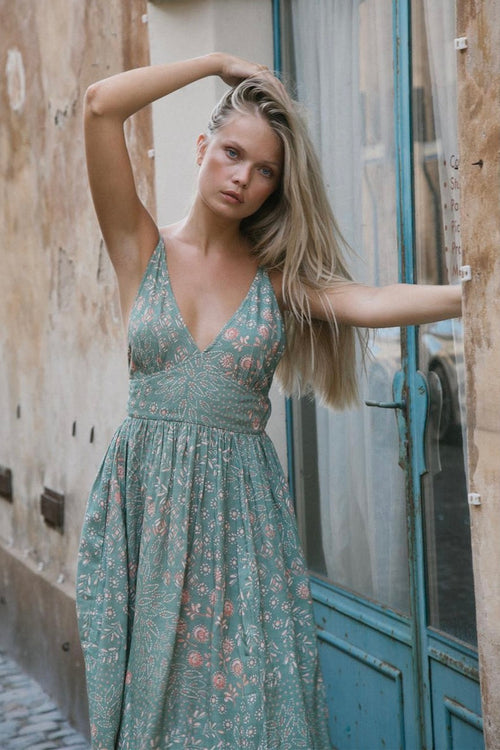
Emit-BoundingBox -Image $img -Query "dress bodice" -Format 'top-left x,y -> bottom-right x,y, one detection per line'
127,237 -> 285,433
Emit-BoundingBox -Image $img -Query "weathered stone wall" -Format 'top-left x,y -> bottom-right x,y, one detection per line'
0,0 -> 153,734
456,1 -> 500,747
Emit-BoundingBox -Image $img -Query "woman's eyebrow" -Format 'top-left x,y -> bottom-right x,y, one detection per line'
223,139 -> 281,167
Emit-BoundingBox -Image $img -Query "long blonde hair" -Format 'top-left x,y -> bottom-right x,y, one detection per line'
207,76 -> 366,408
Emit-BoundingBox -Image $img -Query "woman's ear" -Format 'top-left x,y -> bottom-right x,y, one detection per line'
196,134 -> 208,166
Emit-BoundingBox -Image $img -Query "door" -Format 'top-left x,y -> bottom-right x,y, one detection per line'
278,1 -> 483,747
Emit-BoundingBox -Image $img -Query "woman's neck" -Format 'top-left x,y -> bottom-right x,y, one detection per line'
176,199 -> 246,257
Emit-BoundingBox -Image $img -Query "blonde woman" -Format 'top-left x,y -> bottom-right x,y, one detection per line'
76,53 -> 461,749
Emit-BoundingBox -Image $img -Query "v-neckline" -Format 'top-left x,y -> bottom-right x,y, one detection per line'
160,236 -> 261,355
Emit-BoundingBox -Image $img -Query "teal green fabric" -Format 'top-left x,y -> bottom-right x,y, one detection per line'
76,236 -> 332,749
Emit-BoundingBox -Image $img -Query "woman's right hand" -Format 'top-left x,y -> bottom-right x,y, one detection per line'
215,52 -> 275,87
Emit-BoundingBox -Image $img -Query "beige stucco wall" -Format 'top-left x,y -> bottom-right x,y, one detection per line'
0,0 -> 153,592
0,0 -> 153,733
456,1 -> 500,747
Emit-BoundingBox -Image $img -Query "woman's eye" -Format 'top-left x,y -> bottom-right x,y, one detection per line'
226,148 -> 238,159
260,166 -> 274,178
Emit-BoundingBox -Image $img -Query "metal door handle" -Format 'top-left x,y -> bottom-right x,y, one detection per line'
365,400 -> 406,410
366,372 -> 430,477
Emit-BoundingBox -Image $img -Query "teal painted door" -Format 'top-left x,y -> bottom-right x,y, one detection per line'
278,1 -> 483,748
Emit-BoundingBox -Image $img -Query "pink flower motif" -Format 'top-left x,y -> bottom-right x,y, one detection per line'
213,672 -> 226,689
233,336 -> 250,351
193,625 -> 209,643
181,589 -> 190,605
264,524 -> 276,539
188,651 -> 203,668
125,671 -> 133,685
297,582 -> 310,600
223,600 -> 234,617
220,353 -> 235,369
224,327 -> 239,340
222,637 -> 234,655
231,659 -> 243,676
263,309 -> 274,322
240,355 -> 252,370
258,325 -> 270,339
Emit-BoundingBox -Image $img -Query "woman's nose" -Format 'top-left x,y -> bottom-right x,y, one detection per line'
232,163 -> 251,188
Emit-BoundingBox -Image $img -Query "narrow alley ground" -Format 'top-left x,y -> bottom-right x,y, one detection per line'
0,651 -> 90,750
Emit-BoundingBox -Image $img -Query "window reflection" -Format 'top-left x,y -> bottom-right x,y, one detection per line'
286,0 -> 410,614
412,0 -> 476,646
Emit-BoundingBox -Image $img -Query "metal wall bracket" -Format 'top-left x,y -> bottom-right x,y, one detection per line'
40,487 -> 65,531
454,37 -> 468,50
459,265 -> 472,281
0,466 -> 13,502
468,493 -> 481,506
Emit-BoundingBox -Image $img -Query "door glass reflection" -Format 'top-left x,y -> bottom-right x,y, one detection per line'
284,0 -> 410,614
412,0 -> 476,646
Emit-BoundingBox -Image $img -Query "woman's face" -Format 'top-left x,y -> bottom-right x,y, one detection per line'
196,111 -> 283,222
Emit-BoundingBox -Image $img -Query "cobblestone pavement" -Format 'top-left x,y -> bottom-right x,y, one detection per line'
0,651 -> 90,750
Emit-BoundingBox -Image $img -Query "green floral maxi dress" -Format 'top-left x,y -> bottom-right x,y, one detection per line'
76,236 -> 332,749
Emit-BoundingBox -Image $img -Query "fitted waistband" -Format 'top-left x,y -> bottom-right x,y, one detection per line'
127,369 -> 271,434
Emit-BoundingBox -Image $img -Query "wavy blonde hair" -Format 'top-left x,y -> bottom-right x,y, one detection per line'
207,76 -> 366,408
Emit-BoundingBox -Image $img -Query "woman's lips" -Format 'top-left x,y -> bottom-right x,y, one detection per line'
221,190 -> 243,204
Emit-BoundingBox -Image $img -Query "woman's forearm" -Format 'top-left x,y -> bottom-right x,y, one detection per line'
353,282 -> 463,328
320,281 -> 462,328
374,283 -> 462,326
85,53 -> 224,120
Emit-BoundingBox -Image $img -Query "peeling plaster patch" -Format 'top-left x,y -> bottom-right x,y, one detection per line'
96,239 -> 107,283
52,99 -> 78,128
57,248 -> 75,311
6,47 -> 26,112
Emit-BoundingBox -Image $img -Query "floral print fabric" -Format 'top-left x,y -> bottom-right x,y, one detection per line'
76,236 -> 332,749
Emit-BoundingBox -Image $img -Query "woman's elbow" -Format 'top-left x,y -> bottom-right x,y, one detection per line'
84,82 -> 106,117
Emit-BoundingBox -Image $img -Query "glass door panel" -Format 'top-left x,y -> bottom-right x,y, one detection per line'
286,0 -> 409,614
411,0 -> 477,647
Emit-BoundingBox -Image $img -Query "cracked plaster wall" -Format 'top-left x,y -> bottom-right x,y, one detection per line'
456,1 -> 500,747
0,0 -> 153,732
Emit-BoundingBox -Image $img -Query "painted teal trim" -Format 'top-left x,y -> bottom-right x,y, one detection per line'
428,628 -> 479,663
429,648 -> 480,683
318,628 -> 407,747
310,579 -> 412,646
272,0 -> 282,74
284,398 -> 296,504
444,697 -> 484,734
393,1 -> 435,747
428,629 -> 480,682
272,0 -> 296,504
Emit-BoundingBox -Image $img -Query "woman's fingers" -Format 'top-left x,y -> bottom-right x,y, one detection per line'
219,55 -> 274,86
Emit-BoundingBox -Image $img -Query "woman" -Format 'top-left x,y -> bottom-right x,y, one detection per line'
76,53 -> 461,749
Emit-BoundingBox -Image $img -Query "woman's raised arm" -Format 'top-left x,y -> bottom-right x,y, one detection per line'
85,55 -> 223,275
306,280 -> 462,328
84,53 -> 272,319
